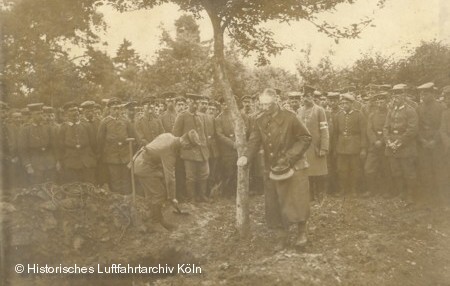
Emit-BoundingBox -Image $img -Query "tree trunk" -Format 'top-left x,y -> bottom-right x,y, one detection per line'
208,13 -> 250,237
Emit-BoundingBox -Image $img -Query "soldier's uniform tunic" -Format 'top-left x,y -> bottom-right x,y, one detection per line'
97,116 -> 136,194
334,109 -> 367,194
383,104 -> 418,198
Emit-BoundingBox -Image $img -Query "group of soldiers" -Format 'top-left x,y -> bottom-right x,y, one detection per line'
1,81 -> 450,247
1,82 -> 450,206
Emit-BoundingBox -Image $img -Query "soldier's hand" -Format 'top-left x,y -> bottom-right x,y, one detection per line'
360,149 -> 367,159
171,198 -> 179,207
25,164 -> 34,174
318,149 -> 327,157
374,140 -> 383,148
237,156 -> 248,167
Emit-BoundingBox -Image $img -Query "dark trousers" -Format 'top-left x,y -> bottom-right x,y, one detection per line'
364,149 -> 391,195
337,154 -> 361,194
63,167 -> 96,184
107,163 -> 130,195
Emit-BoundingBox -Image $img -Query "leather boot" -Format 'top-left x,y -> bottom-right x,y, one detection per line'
274,228 -> 289,252
152,204 -> 176,231
363,173 -> 376,197
197,180 -> 210,203
185,181 -> 195,202
295,222 -> 308,248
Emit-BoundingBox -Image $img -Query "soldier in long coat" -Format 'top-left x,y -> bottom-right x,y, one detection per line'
18,103 -> 58,185
383,91 -> 418,203
58,103 -> 97,184
238,88 -> 312,248
172,93 -> 210,202
97,98 -> 137,194
297,92 -> 329,202
416,82 -> 445,201
216,103 -> 238,197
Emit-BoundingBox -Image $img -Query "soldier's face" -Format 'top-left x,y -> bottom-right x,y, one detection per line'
188,99 -> 198,112
199,101 -> 208,111
341,101 -> 352,112
31,111 -> 43,123
420,91 -> 434,104
392,94 -> 404,106
176,101 -> 185,113
67,109 -> 79,121
110,106 -> 121,117
259,95 -> 277,113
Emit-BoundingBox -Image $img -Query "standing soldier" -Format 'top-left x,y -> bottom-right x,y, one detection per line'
297,90 -> 329,202
416,82 -> 445,202
326,92 -> 340,194
19,103 -> 59,185
97,98 -> 136,194
334,93 -> 367,196
135,96 -> 164,147
383,90 -> 418,203
204,101 -> 220,196
172,93 -> 210,202
58,103 -> 97,184
363,92 -> 391,197
160,92 -> 178,133
439,86 -> 450,202
216,100 -> 238,197
237,88 -> 312,248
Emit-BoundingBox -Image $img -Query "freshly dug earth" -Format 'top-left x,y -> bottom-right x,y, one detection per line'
2,183 -> 450,285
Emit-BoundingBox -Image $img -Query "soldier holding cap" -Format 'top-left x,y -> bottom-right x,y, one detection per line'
97,98 -> 137,194
416,82 -> 445,202
237,88 -> 312,249
18,103 -> 59,185
383,88 -> 418,203
334,93 -> 367,196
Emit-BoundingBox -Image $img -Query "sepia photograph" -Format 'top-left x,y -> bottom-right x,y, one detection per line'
1,0 -> 450,285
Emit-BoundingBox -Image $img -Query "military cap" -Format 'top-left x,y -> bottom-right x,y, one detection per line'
269,160 -> 294,181
124,101 -> 138,110
27,103 -> 44,112
442,85 -> 450,96
63,102 -> 79,111
185,93 -> 203,100
372,92 -> 388,101
43,106 -> 55,113
141,95 -> 156,105
339,86 -> 356,93
107,97 -> 121,107
160,92 -> 177,99
303,85 -> 316,95
327,92 -> 340,99
288,91 -> 302,100
417,82 -> 438,91
175,96 -> 186,103
241,95 -> 253,102
80,101 -> 96,109
313,90 -> 322,98
392,83 -> 409,91
340,93 -> 355,102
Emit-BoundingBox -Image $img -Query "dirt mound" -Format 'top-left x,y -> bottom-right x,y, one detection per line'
2,185 -> 450,285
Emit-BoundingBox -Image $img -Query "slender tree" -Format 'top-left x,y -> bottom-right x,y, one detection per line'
108,0 -> 387,236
